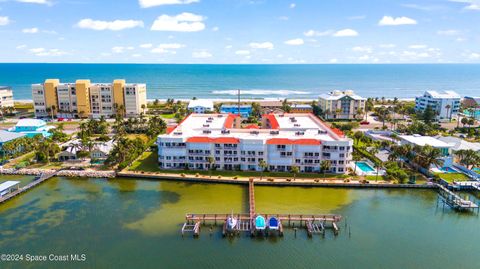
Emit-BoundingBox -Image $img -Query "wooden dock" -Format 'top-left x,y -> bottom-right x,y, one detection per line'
0,172 -> 57,204
182,179 -> 342,238
436,184 -> 479,213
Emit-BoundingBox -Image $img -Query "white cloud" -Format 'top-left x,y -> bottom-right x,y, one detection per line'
0,16 -> 10,26
151,12 -> 205,32
437,29 -> 460,36
378,16 -> 417,26
132,54 -> 142,57
235,50 -> 250,55
225,45 -> 233,49
76,19 -> 144,31
333,29 -> 358,37
22,27 -> 39,34
16,44 -> 27,49
409,44 -> 428,49
450,0 -> 480,10
151,43 -> 186,54
379,44 -> 396,48
139,0 -> 199,8
469,52 -> 480,59
329,58 -> 338,63
249,42 -> 274,50
29,47 -> 67,56
284,38 -> 304,45
16,0 -> 52,5
290,3 -> 296,8
212,26 -> 219,31
352,46 -> 372,53
111,46 -> 134,54
192,50 -> 212,58
304,29 -> 333,37
358,55 -> 370,61
140,43 -> 153,49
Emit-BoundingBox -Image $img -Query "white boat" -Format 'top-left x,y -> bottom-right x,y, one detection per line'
227,215 -> 237,231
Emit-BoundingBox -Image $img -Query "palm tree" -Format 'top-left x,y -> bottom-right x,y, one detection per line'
258,159 -> 268,180
319,160 -> 331,180
352,154 -> 362,175
207,156 -> 215,178
445,104 -> 451,122
290,166 -> 300,181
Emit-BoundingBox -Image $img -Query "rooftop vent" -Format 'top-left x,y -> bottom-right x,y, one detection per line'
173,131 -> 183,135
270,130 -> 279,135
318,130 -> 327,134
295,131 -> 305,136
221,129 -> 230,134
208,117 -> 214,120
250,131 -> 260,135
203,130 -> 212,134
203,124 -> 210,127
294,123 -> 301,127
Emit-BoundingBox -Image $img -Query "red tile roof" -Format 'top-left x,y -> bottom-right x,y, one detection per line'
266,138 -> 321,145
166,126 -> 177,134
245,124 -> 260,129
186,136 -> 240,144
224,114 -> 239,129
331,128 -> 345,138
264,114 -> 280,129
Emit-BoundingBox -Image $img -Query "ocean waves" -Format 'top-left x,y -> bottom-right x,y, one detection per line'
211,89 -> 311,96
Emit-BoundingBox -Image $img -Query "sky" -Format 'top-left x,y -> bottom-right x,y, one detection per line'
0,0 -> 480,63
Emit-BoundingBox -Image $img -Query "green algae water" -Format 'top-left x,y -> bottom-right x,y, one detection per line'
0,177 -> 479,269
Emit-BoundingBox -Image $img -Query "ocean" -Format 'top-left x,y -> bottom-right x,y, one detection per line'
1,63 -> 480,100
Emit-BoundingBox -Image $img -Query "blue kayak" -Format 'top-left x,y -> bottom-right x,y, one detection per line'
268,217 -> 279,230
255,215 -> 266,230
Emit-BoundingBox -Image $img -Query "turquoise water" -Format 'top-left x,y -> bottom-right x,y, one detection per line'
0,177 -> 479,268
356,162 -> 375,172
1,64 -> 480,100
440,167 -> 458,173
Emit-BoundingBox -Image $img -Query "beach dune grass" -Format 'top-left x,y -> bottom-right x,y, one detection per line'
128,152 -> 346,179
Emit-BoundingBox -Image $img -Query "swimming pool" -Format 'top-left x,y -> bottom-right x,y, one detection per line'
356,162 -> 376,173
439,167 -> 457,173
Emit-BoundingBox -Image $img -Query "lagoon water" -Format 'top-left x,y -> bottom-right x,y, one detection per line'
1,64 -> 480,100
0,176 -> 479,269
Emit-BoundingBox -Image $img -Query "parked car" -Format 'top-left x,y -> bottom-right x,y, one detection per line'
360,121 -> 370,125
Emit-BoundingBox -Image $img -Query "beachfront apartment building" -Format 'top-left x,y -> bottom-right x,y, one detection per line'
157,113 -> 353,174
318,90 -> 366,120
0,86 -> 14,108
398,134 -> 454,168
415,90 -> 461,121
32,79 -> 147,118
187,99 -> 214,114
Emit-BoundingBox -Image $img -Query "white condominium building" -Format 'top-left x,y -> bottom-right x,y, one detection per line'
415,90 -> 461,121
32,79 -> 147,118
157,113 -> 353,174
0,86 -> 14,108
124,83 -> 147,117
318,90 -> 366,120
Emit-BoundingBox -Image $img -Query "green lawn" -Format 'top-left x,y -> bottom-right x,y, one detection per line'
160,113 -> 176,119
128,151 -> 347,179
436,173 -> 471,183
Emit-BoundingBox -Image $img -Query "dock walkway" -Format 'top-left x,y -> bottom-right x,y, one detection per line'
0,172 -> 57,204
436,184 -> 479,212
182,179 -> 342,238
